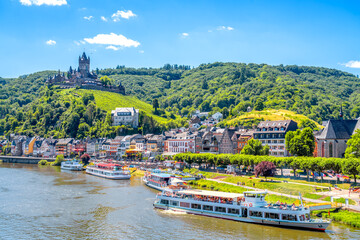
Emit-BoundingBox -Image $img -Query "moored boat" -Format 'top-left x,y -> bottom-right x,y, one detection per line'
60,160 -> 83,171
153,190 -> 330,231
143,170 -> 188,191
86,162 -> 131,180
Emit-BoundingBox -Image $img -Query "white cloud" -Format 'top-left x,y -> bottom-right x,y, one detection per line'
217,26 -> 234,31
343,60 -> 360,68
74,41 -> 80,46
111,10 -> 136,22
46,39 -> 56,45
106,45 -> 120,51
80,40 -> 86,44
139,50 -> 144,54
101,16 -> 108,22
20,0 -> 67,6
84,16 -> 93,21
181,33 -> 189,38
84,33 -> 140,48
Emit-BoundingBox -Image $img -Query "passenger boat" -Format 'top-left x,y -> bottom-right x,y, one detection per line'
153,190 -> 330,231
143,171 -> 188,191
60,160 -> 83,171
86,162 -> 131,180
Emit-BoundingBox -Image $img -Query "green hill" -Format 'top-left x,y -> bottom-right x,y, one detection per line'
1,62 -> 360,138
64,89 -> 170,124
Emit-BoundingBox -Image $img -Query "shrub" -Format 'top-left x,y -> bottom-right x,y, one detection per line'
38,159 -> 48,165
51,154 -> 65,166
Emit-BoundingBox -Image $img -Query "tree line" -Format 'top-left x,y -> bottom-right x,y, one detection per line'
173,153 -> 360,183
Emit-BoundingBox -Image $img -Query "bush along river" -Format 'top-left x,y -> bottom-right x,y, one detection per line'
0,163 -> 359,240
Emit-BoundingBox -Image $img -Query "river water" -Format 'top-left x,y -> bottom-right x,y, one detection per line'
0,163 -> 359,240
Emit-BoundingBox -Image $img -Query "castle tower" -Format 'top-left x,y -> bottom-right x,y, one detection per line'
78,52 -> 90,77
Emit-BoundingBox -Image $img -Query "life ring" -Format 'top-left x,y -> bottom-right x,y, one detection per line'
249,203 -> 253,207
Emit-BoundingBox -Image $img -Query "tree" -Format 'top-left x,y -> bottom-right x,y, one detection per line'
299,119 -> 318,131
345,129 -> 360,158
222,107 -> 229,119
201,80 -> 208,89
342,158 -> 360,183
52,154 -> 64,166
80,153 -> 90,165
285,127 -> 315,156
152,99 -> 159,113
255,161 -> 276,180
254,99 -> 264,111
241,139 -> 269,156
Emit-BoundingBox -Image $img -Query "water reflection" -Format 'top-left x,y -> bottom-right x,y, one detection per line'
0,163 -> 359,240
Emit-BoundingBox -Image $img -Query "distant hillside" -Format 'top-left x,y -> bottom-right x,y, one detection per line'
1,62 -> 360,138
99,63 -> 360,123
219,109 -> 322,129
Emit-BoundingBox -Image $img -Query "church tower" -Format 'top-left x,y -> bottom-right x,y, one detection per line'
78,52 -> 90,77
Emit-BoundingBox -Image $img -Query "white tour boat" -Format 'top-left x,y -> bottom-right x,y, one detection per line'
86,163 -> 131,180
60,160 -> 83,171
143,171 -> 188,191
154,190 -> 330,231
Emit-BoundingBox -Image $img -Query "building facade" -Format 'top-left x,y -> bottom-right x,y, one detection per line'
111,107 -> 139,128
253,120 -> 298,157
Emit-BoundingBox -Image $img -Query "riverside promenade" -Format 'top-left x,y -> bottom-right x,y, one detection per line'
0,156 -> 55,164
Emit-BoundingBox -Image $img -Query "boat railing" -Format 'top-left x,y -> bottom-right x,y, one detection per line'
160,193 -> 235,205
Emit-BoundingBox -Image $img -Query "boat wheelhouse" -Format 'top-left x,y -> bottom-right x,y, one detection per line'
154,190 -> 330,231
86,163 -> 131,180
60,160 -> 83,171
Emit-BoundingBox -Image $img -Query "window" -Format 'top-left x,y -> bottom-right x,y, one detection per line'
203,205 -> 213,211
329,142 -> 333,158
282,214 -> 297,221
191,204 -> 202,209
215,206 -> 226,213
265,212 -> 279,219
228,208 -> 240,214
171,201 -> 179,206
180,202 -> 190,208
249,211 -> 262,217
161,199 -> 169,205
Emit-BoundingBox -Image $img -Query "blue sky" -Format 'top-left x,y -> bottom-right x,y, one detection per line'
1,0 -> 360,78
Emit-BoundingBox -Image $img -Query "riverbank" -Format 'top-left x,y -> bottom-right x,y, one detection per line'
185,168 -> 356,205
312,209 -> 360,229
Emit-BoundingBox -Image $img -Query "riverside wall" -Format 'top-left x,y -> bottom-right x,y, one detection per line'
0,156 -> 55,164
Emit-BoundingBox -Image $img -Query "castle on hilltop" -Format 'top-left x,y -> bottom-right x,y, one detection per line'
46,52 -> 125,94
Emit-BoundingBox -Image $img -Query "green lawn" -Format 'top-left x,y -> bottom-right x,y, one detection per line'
189,179 -> 303,204
185,169 -> 352,203
312,209 -> 360,229
60,88 -> 172,124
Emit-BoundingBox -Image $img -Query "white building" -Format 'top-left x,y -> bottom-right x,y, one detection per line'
164,139 -> 195,154
212,112 -> 223,120
111,107 -> 139,128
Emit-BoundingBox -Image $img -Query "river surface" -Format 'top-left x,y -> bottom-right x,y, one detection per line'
0,163 -> 359,240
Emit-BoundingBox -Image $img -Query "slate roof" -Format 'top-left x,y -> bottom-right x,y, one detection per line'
317,119 -> 358,139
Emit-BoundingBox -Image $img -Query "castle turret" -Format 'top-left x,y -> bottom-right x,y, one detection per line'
79,52 -> 90,77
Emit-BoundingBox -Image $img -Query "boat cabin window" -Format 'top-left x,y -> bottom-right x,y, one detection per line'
249,211 -> 262,218
203,205 -> 213,211
282,214 -> 297,221
265,212 -> 279,219
160,199 -> 169,205
245,193 -> 266,199
180,202 -> 190,208
299,215 -> 305,221
170,201 -> 179,206
215,206 -> 227,213
305,213 -> 310,221
191,204 -> 202,210
228,208 -> 240,215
